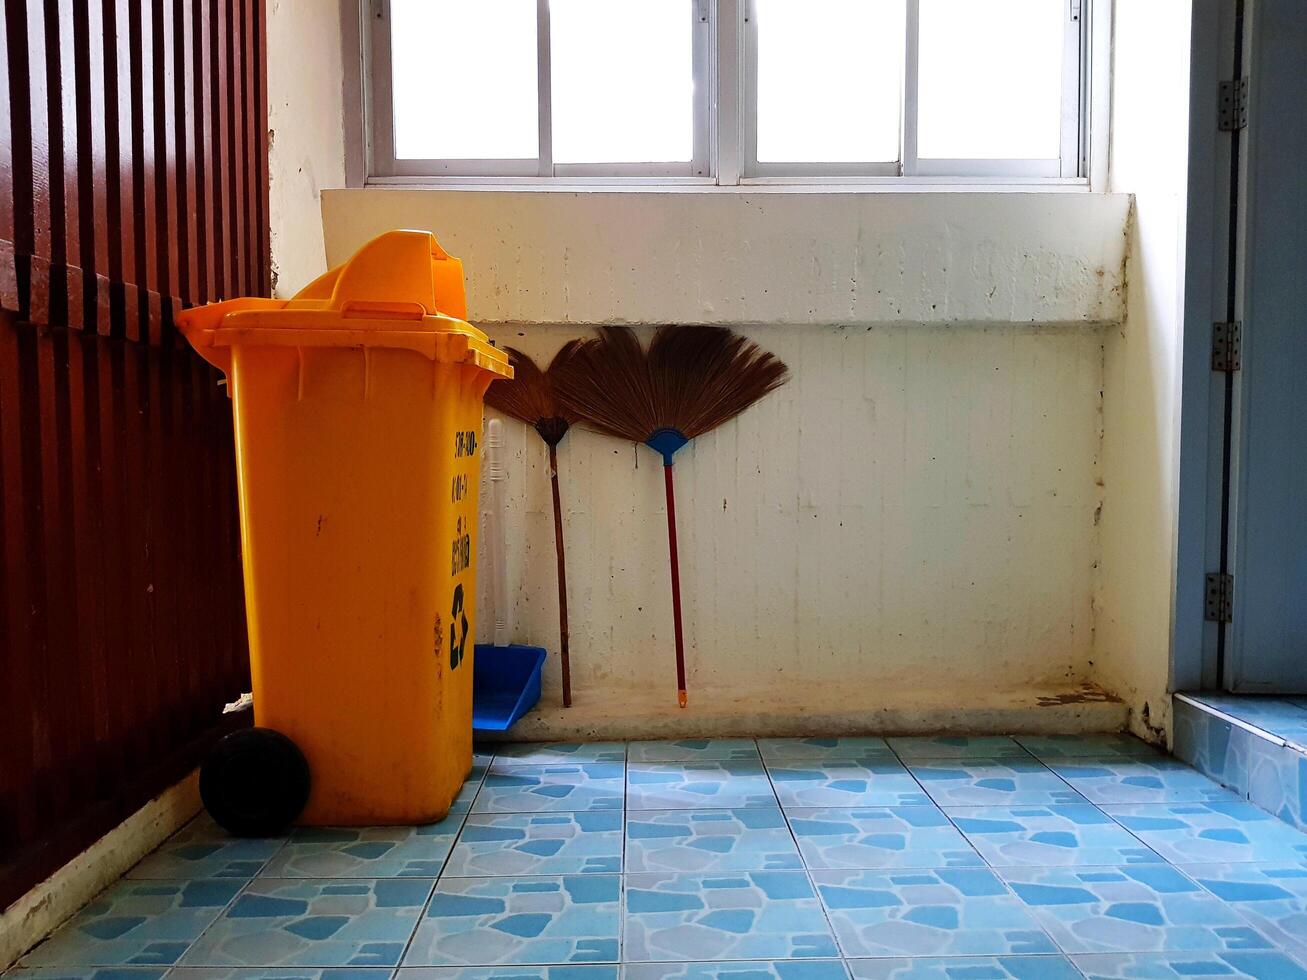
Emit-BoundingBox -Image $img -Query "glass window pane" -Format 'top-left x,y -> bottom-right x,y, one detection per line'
917,0 -> 1065,160
755,0 -> 905,164
391,0 -> 538,160
550,0 -> 694,164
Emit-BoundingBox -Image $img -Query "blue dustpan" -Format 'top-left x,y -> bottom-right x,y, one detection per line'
473,643 -> 547,732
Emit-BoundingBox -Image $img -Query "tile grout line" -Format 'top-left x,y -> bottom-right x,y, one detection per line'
394,745 -> 489,970
152,815 -> 286,977
161,866 -> 259,970
1169,861 -> 1307,949
762,737 -> 1101,971
429,742 -> 627,966
926,747 -> 1285,963
893,739 -> 1167,969
929,748 -> 1197,866
1073,768 -> 1176,863
885,743 -> 934,809
391,876 -> 437,975
914,749 -> 1083,967
758,738 -> 849,968
620,739 -> 628,966
1053,749 -> 1255,865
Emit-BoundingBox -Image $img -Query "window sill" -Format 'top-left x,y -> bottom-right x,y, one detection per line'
363,175 -> 1094,194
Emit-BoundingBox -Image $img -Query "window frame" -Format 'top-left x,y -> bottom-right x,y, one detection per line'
366,0 -> 714,180
895,0 -> 1086,179
739,0 -> 901,178
349,0 -> 1094,187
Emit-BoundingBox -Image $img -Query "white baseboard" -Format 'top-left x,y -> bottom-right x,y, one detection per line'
0,771 -> 202,970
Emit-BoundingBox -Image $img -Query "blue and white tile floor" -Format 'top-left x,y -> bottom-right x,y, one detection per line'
11,735 -> 1307,979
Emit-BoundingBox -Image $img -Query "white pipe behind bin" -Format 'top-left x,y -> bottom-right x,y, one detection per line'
484,416 -> 510,647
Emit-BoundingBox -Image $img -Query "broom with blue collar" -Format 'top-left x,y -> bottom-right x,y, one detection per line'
557,326 -> 789,707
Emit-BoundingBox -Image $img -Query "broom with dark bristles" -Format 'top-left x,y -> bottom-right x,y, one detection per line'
484,342 -> 585,707
557,326 -> 789,707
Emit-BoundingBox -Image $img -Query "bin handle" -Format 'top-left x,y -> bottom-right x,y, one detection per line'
339,299 -> 427,321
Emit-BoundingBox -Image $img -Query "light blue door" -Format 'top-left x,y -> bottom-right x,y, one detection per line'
1227,0 -> 1307,691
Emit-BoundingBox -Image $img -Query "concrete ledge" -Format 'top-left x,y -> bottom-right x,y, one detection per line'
322,189 -> 1130,328
0,773 -> 201,970
482,684 -> 1127,743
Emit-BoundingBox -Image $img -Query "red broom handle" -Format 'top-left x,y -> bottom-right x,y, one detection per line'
549,443 -> 572,708
663,462 -> 688,707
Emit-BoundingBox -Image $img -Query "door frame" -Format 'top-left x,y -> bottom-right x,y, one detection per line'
1171,0 -> 1245,692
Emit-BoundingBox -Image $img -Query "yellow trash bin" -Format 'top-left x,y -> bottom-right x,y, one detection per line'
177,230 -> 511,826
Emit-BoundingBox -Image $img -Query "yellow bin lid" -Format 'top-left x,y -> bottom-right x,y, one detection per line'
176,230 -> 512,380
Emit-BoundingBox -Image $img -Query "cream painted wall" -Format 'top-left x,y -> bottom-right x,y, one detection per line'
321,190 -> 1131,719
1097,0 -> 1193,741
474,322 -> 1103,709
267,0 -> 344,298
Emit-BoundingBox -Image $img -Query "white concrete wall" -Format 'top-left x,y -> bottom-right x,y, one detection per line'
474,322 -> 1103,710
322,190 -> 1131,719
1097,0 -> 1193,741
267,0 -> 344,298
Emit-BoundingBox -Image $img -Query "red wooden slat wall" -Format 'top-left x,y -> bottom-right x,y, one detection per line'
0,0 -> 266,910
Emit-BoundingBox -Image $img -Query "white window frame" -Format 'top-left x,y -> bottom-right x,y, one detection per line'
347,0 -> 1095,188
896,0 -> 1085,179
365,0 -> 714,180
739,0 -> 899,179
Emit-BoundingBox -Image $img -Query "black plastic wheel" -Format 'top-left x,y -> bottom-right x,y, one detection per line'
200,727 -> 311,837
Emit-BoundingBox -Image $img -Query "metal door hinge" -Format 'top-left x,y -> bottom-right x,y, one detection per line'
1069,0 -> 1082,22
1205,572 -> 1234,623
1219,78 -> 1249,131
1212,320 -> 1242,372
696,0 -> 709,23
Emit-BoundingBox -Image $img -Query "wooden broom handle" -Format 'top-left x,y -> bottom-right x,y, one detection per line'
549,443 -> 572,708
664,462 -> 688,707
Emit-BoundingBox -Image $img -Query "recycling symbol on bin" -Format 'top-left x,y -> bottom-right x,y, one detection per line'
449,583 -> 469,670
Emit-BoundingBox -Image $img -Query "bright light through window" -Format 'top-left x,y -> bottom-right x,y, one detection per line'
917,0 -> 1065,160
373,0 -> 1085,179
550,0 -> 694,164
391,0 -> 538,160
755,0 -> 905,163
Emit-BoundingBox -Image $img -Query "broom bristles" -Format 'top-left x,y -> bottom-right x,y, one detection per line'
556,326 -> 789,444
484,341 -> 585,445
